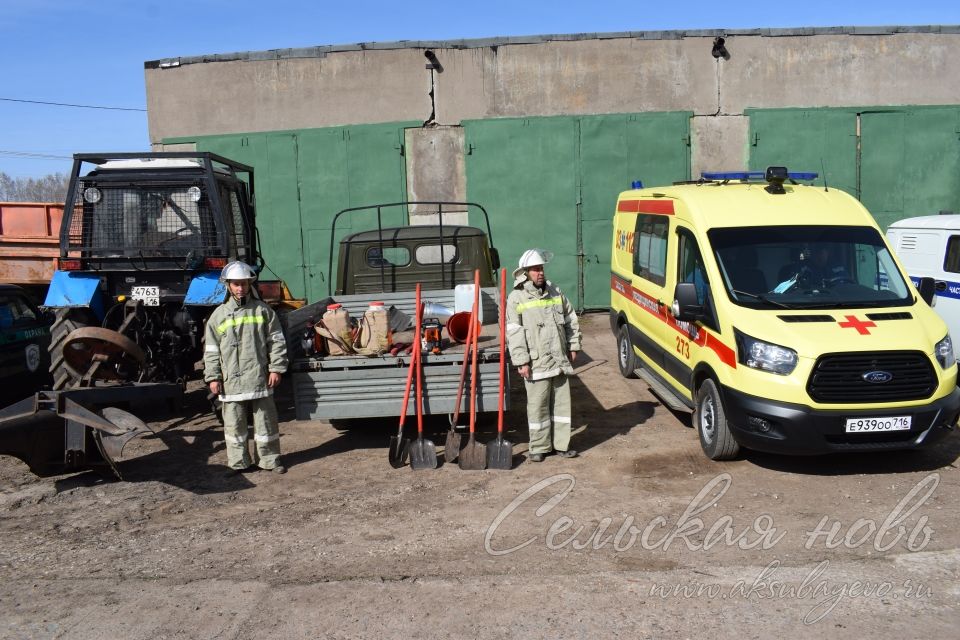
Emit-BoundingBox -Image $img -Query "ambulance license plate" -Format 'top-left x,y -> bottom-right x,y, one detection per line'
844,416 -> 911,433
131,286 -> 160,307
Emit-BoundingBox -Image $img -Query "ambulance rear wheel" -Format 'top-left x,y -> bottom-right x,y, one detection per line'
695,378 -> 740,460
617,325 -> 639,378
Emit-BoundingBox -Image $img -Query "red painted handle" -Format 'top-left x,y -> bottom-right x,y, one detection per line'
469,269 -> 480,435
414,284 -> 424,436
498,267 -> 506,435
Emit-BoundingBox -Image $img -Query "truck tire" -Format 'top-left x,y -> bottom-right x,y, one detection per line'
694,378 -> 740,460
49,308 -> 93,390
617,324 -> 639,378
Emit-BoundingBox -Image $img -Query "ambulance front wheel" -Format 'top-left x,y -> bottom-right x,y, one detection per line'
695,378 -> 740,460
617,325 -> 639,378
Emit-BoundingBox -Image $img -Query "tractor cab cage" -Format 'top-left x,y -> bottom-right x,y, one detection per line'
326,201 -> 497,296
59,152 -> 257,267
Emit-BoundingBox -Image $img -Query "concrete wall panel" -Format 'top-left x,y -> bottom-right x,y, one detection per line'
147,52 -> 432,142
718,34 -> 960,112
691,115 -> 749,176
147,31 -> 960,148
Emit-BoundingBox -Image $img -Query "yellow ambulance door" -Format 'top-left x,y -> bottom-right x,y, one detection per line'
626,204 -> 674,376
669,227 -> 725,398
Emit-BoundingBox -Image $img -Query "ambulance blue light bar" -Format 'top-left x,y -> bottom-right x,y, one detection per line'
702,171 -> 818,181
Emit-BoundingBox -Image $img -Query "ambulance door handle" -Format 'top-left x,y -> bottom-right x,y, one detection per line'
935,280 -> 947,292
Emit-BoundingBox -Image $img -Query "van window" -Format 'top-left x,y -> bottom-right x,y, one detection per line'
944,236 -> 960,274
709,225 -> 912,309
633,214 -> 669,286
677,229 -> 718,330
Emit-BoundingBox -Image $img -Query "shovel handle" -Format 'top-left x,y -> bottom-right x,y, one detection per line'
498,267 -> 507,436
469,269 -> 480,435
397,344 -> 417,428
450,287 -> 477,426
414,284 -> 424,437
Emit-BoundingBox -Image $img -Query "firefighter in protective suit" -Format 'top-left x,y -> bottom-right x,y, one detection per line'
204,261 -> 289,475
506,249 -> 582,462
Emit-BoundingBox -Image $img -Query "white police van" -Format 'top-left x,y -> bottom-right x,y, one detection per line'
887,213 -> 960,359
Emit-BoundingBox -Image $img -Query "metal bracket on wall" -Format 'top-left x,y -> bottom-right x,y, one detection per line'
467,143 -> 476,155
752,132 -> 760,147
395,143 -> 405,156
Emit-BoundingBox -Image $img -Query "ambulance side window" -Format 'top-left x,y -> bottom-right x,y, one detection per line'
944,236 -> 960,273
677,230 -> 718,331
632,214 -> 669,287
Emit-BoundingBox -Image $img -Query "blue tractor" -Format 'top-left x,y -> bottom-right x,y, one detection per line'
44,152 -> 262,389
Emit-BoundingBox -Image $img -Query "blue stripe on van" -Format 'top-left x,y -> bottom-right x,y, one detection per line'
908,275 -> 960,300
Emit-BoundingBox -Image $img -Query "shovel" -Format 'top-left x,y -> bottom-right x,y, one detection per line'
487,267 -> 513,469
459,271 -> 487,470
387,333 -> 417,468
409,284 -> 438,470
444,269 -> 480,462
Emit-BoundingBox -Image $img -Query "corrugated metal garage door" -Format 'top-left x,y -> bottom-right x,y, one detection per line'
579,113 -> 691,309
464,112 -> 691,309
748,106 -> 960,231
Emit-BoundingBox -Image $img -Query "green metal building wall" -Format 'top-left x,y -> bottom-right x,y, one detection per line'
166,122 -> 416,301
748,106 -> 960,231
165,112 -> 692,309
463,112 -> 692,309
164,106 -> 960,309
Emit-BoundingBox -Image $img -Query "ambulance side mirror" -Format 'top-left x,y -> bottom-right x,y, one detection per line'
672,282 -> 704,322
917,277 -> 936,306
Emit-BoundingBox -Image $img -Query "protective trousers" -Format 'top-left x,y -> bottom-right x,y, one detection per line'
524,374 -> 572,454
221,396 -> 281,470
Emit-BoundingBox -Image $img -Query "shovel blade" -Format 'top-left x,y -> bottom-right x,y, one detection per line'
486,437 -> 513,470
444,430 -> 462,463
388,436 -> 410,468
458,437 -> 487,470
410,437 -> 438,470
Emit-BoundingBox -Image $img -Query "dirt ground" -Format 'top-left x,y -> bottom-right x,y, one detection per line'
1,313 -> 959,639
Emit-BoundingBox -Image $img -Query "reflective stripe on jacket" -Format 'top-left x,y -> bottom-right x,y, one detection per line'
506,279 -> 581,381
203,297 -> 288,401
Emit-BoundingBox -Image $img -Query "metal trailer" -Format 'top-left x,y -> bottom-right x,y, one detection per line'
286,287 -> 509,420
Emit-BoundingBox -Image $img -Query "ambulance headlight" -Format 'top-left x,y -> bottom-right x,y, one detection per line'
735,330 -> 798,375
935,334 -> 955,370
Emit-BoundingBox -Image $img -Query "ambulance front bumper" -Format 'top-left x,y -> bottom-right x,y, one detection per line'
719,384 -> 960,455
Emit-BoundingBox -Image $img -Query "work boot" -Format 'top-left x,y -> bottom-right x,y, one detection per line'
271,465 -> 287,474
555,449 -> 578,459
528,452 -> 545,463
223,466 -> 248,478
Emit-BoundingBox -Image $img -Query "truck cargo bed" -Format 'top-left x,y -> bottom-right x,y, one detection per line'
288,287 -> 509,420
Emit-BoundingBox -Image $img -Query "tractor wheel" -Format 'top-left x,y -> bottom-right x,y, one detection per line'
49,308 -> 94,390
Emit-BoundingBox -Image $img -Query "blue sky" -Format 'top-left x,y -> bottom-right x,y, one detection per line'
2,0 -> 958,179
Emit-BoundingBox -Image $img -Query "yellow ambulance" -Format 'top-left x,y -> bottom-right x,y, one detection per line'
610,167 -> 960,459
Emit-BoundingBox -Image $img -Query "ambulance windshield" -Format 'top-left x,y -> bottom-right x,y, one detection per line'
707,225 -> 912,309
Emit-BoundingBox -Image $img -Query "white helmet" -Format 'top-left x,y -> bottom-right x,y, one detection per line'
512,248 -> 553,279
220,260 -> 257,282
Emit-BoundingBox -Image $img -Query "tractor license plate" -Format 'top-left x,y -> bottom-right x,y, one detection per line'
844,416 -> 911,433
131,286 -> 160,306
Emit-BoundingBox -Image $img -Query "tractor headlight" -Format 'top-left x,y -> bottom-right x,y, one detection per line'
735,329 -> 798,375
935,334 -> 955,370
187,186 -> 202,202
83,187 -> 101,204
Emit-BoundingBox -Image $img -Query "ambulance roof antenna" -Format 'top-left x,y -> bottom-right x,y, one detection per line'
820,158 -> 829,192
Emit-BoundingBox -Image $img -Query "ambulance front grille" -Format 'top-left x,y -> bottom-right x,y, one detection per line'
807,351 -> 936,403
